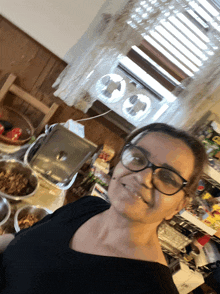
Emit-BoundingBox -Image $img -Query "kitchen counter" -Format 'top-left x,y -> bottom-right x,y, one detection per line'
24,174 -> 66,212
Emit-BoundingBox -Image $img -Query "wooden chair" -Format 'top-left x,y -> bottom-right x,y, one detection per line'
0,73 -> 59,136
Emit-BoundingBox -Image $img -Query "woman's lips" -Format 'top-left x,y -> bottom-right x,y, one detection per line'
122,183 -> 147,203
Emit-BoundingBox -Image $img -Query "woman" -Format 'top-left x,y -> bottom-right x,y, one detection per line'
0,123 -> 208,293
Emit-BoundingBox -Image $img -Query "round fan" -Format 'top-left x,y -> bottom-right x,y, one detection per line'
122,94 -> 151,121
96,74 -> 126,103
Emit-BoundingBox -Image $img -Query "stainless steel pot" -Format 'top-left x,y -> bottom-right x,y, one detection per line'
0,159 -> 39,201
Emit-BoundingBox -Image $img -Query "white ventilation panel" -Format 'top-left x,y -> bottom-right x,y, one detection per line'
122,94 -> 151,122
95,74 -> 126,103
89,67 -> 170,127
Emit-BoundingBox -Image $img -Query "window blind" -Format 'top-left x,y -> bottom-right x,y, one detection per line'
120,0 -> 220,99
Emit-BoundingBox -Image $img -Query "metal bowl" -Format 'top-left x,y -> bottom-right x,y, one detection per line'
14,205 -> 52,232
0,106 -> 34,146
0,196 -> 11,226
0,159 -> 39,201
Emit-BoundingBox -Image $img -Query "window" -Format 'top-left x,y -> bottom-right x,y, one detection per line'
118,0 -> 220,103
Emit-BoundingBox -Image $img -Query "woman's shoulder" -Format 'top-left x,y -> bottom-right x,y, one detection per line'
53,196 -> 110,220
140,238 -> 168,267
153,241 -> 168,266
152,249 -> 168,267
70,196 -> 110,212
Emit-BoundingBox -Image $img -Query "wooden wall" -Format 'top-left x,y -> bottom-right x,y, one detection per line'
0,15 -> 125,157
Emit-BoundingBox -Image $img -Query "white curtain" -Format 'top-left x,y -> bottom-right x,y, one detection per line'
52,0 -> 220,129
52,0 -> 140,111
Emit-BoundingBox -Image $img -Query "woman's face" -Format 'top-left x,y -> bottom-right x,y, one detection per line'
108,132 -> 195,226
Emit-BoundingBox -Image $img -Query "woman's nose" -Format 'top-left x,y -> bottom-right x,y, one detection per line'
134,167 -> 154,189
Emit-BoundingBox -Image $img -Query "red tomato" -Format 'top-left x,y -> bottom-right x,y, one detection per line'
6,128 -> 22,141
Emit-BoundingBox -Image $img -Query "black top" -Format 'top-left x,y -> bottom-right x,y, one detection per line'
0,196 -> 179,294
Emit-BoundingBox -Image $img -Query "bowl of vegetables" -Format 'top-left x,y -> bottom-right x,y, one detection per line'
0,106 -> 34,145
0,159 -> 39,201
14,205 -> 52,232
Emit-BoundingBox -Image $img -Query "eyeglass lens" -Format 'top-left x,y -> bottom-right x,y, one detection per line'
121,146 -> 183,195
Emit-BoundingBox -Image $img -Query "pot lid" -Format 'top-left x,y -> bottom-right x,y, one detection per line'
29,124 -> 97,188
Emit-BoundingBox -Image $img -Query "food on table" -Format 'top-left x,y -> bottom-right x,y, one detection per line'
18,213 -> 40,229
5,128 -> 22,141
0,170 -> 33,196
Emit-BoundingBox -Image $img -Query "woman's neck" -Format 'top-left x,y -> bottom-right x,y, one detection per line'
92,206 -> 160,251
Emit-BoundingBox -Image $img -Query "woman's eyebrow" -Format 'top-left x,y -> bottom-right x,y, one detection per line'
143,148 -> 151,157
140,146 -> 182,176
161,163 -> 181,175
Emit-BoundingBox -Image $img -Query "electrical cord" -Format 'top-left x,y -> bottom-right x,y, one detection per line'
75,110 -> 112,122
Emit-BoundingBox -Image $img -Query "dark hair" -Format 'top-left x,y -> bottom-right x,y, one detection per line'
123,123 -> 208,199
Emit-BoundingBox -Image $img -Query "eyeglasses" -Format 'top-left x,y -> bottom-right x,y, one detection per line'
121,143 -> 188,196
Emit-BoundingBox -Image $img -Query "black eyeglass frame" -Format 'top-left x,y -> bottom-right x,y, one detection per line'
121,143 -> 188,196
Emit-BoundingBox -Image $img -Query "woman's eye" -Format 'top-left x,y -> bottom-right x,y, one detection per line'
122,148 -> 146,167
132,156 -> 145,165
158,170 -> 178,187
